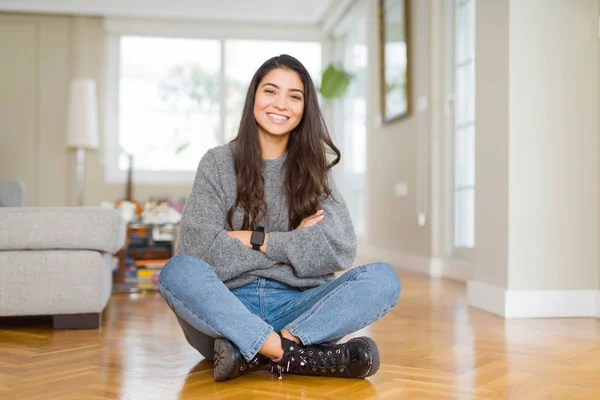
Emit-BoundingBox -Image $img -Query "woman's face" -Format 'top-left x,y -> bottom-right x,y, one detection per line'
254,68 -> 305,137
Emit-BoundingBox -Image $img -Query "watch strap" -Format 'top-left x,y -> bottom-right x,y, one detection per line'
251,226 -> 265,250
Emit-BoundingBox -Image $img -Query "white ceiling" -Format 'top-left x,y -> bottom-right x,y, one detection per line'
0,0 -> 337,24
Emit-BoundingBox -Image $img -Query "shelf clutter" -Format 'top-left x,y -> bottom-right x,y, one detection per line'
110,198 -> 183,293
122,223 -> 177,291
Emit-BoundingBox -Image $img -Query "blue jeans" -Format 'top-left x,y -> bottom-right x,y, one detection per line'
159,255 -> 401,361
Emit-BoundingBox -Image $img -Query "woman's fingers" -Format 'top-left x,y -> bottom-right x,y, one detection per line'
305,214 -> 323,224
298,210 -> 325,228
309,210 -> 324,220
304,213 -> 324,227
311,214 -> 325,223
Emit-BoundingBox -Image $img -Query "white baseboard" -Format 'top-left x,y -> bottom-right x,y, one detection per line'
356,242 -> 474,282
468,281 -> 599,318
431,258 -> 474,282
467,281 -> 506,317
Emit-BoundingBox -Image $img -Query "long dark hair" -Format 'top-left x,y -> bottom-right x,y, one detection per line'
226,54 -> 341,231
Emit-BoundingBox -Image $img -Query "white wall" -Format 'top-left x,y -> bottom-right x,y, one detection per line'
0,13 -> 195,206
473,0 -> 510,289
364,0 -> 435,258
474,0 -> 599,292
333,0 -> 465,279
0,13 -> 71,206
508,0 -> 599,290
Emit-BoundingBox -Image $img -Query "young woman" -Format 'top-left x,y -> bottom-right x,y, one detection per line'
159,54 -> 401,382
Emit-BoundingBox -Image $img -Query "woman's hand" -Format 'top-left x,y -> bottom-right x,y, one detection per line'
297,209 -> 325,229
227,230 -> 252,248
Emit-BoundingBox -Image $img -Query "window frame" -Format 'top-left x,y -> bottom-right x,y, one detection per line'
445,0 -> 476,260
103,19 -> 324,184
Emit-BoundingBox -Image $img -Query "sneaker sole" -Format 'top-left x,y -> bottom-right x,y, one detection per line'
348,337 -> 380,378
213,338 -> 240,381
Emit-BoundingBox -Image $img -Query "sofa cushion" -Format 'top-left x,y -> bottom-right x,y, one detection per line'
0,250 -> 113,316
0,207 -> 125,253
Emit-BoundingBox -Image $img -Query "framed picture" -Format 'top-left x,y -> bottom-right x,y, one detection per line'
379,0 -> 411,123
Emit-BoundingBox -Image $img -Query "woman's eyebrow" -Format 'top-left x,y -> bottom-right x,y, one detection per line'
262,82 -> 304,95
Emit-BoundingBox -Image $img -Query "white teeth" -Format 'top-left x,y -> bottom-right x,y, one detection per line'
268,113 -> 288,120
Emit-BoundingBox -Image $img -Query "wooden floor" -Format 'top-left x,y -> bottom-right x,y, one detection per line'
1,270 -> 599,400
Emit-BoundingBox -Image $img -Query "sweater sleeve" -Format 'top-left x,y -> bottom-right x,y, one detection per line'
265,172 -> 357,278
176,150 -> 274,282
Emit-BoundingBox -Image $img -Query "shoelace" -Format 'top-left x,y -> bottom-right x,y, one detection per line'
270,347 -> 347,379
239,355 -> 264,372
270,355 -> 296,380
306,348 -> 346,369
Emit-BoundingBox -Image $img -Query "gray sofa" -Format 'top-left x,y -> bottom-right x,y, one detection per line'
0,181 -> 125,329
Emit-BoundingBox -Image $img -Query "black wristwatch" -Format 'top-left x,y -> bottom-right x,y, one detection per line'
250,226 -> 265,251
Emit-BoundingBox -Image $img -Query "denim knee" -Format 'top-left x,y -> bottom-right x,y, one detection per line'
364,262 -> 401,304
159,254 -> 211,293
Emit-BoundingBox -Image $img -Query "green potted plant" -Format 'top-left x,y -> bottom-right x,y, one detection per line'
319,63 -> 352,100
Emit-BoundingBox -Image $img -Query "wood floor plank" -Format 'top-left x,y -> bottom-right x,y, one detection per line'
1,269 -> 599,399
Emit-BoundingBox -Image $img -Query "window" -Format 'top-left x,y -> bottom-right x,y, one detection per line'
119,36 -> 221,173
106,34 -> 321,183
449,0 -> 476,254
331,10 -> 368,237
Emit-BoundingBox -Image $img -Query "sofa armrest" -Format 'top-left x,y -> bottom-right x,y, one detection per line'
0,207 -> 126,254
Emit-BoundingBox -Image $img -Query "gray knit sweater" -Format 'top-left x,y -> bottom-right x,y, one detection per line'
176,143 -> 357,289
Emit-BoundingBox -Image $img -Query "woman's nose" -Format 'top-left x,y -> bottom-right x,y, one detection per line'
273,102 -> 287,110
273,94 -> 288,109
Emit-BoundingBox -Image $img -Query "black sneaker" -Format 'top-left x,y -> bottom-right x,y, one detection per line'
213,338 -> 269,381
270,334 -> 380,379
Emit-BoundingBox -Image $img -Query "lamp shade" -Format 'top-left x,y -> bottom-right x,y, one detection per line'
65,79 -> 99,149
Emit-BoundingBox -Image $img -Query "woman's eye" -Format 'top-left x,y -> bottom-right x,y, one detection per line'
265,89 -> 276,94
291,95 -> 302,101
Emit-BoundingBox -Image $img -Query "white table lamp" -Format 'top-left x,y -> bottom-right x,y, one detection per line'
65,79 -> 99,206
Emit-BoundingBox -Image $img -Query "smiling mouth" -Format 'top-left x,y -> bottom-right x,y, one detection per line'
267,113 -> 289,121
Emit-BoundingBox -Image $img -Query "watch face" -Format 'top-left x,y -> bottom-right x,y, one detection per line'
251,231 -> 265,245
